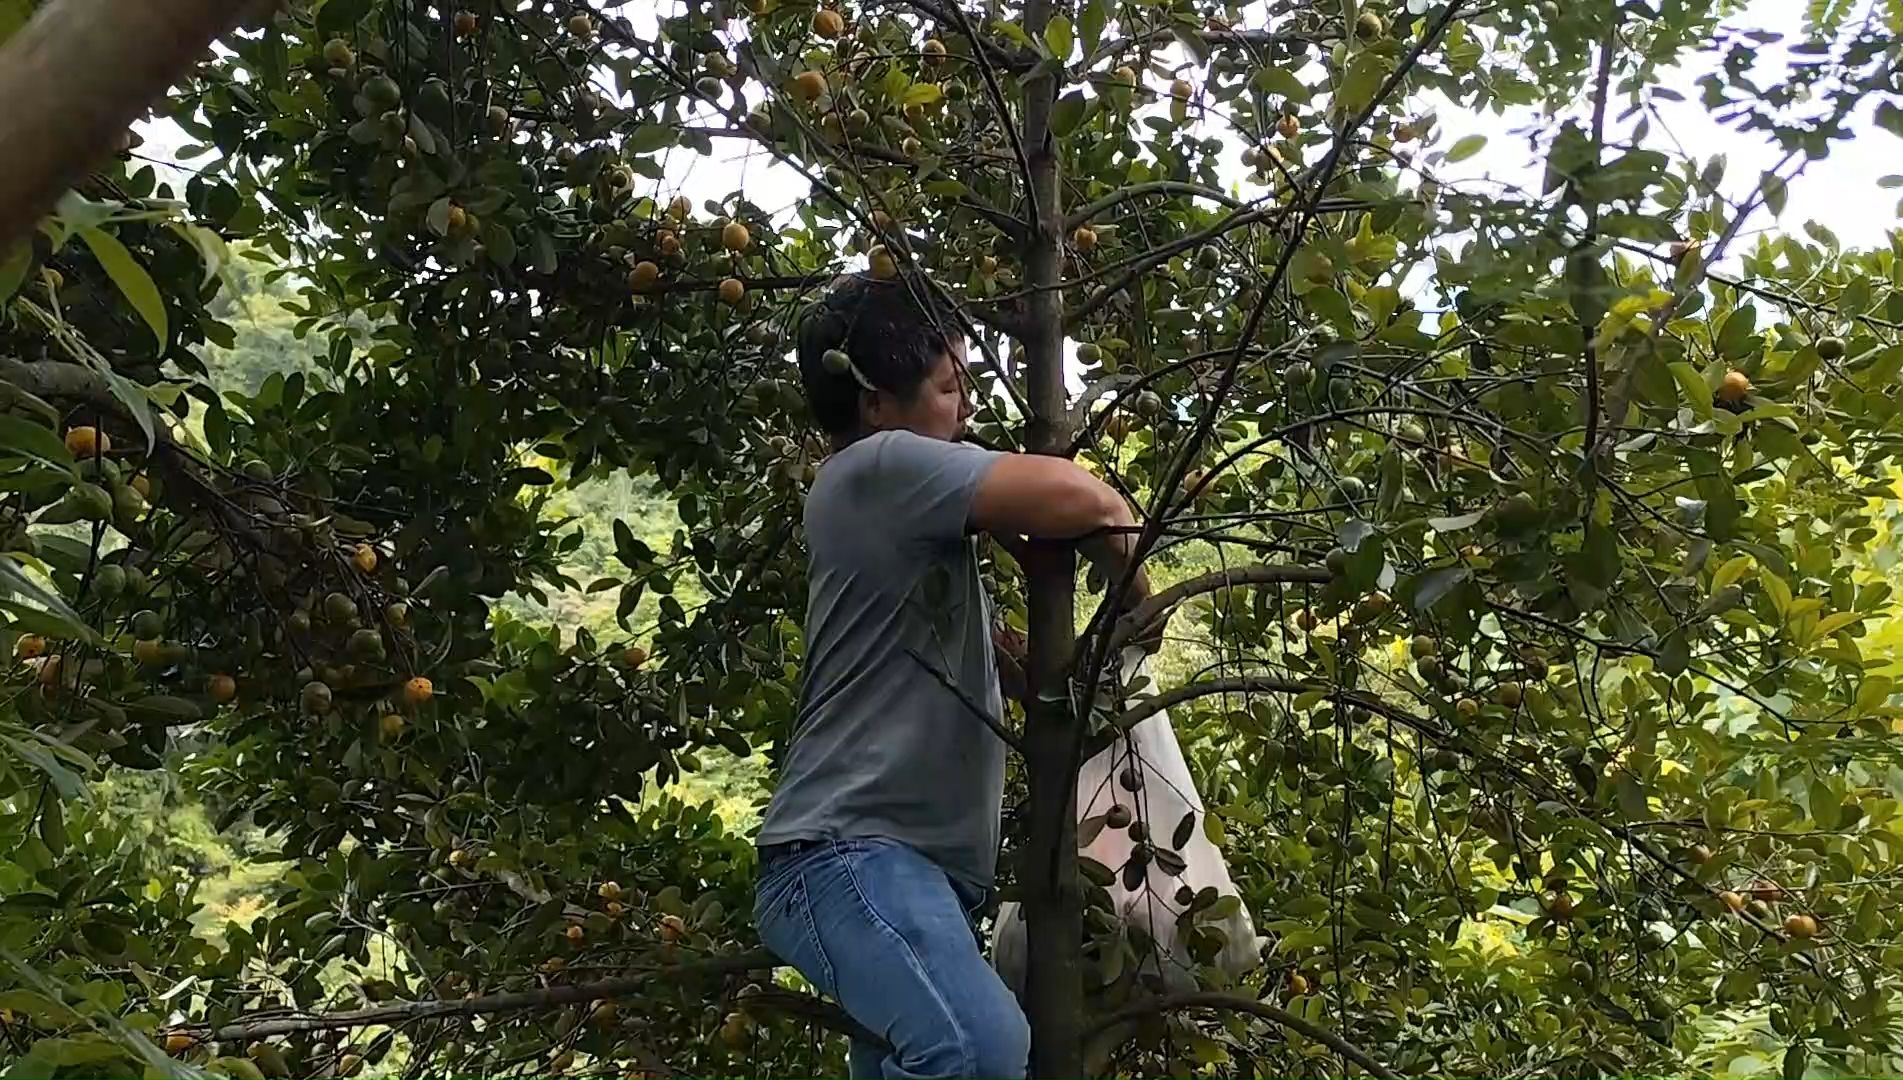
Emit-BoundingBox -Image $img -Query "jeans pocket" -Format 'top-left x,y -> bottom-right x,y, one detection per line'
756,869 -> 837,998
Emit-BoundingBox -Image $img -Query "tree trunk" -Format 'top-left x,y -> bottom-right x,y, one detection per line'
1014,0 -> 1082,1071
0,0 -> 253,250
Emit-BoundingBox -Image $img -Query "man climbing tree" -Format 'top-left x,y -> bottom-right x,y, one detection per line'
755,273 -> 1148,1078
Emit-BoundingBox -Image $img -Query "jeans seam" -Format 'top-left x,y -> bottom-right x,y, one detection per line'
834,840 -> 976,1077
789,872 -> 836,996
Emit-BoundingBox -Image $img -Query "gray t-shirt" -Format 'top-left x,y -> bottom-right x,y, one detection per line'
757,429 -> 1008,889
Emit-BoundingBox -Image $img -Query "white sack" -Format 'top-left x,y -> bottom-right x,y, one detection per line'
992,646 -> 1262,994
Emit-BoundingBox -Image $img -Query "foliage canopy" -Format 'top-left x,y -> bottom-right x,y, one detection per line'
5,0 -> 1903,1076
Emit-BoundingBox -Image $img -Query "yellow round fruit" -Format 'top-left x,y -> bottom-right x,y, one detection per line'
449,847 -> 474,868
605,899 -> 624,916
445,204 -> 467,233
1169,78 -> 1193,100
134,638 -> 166,666
599,880 -> 624,900
566,12 -> 593,37
208,673 -> 237,704
868,244 -> 898,279
565,924 -> 585,944
64,426 -> 107,458
380,713 -> 406,739
659,913 -> 687,941
921,37 -> 946,63
721,220 -> 752,252
622,645 -> 647,669
718,277 -> 746,305
657,230 -> 681,257
128,473 -> 151,499
1071,226 -> 1098,253
793,70 -> 827,102
812,8 -> 845,37
1784,912 -> 1819,938
164,1033 -> 193,1056
15,635 -> 44,660
628,260 -> 661,292
1720,890 -> 1746,912
1289,972 -> 1310,994
403,675 -> 434,707
1355,11 -> 1385,40
1112,65 -> 1137,87
1277,113 -> 1300,139
352,543 -> 378,573
1717,369 -> 1752,404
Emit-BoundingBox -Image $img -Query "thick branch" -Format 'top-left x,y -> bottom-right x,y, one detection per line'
1064,182 -> 1243,231
1085,991 -> 1398,1079
0,0 -> 255,250
1105,563 -> 1331,653
1106,674 -> 1305,735
169,949 -> 777,1042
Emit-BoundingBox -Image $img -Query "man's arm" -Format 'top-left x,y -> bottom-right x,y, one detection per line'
970,455 -> 1150,609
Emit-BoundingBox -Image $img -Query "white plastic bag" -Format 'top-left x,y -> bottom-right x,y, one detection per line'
993,646 -> 1262,994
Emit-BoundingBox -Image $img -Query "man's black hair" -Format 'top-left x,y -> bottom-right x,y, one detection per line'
796,274 -> 955,438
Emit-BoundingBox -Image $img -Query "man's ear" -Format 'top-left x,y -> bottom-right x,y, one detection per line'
859,387 -> 888,431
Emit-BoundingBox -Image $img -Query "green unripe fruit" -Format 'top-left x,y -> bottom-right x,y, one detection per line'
300,680 -> 334,714
363,75 -> 403,108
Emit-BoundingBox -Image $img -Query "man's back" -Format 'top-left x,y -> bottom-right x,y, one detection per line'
757,429 -> 1007,889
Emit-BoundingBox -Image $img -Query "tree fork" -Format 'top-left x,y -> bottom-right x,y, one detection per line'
0,0 -> 259,251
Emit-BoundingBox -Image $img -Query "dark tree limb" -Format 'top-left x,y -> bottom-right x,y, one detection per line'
1064,181 -> 1244,230
1104,563 -> 1331,654
0,0 -> 258,250
1085,991 -> 1399,1079
167,950 -> 779,1043
1104,674 -> 1305,737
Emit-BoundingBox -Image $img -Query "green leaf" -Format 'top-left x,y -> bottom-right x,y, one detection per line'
1716,306 -> 1758,358
1782,1043 -> 1808,1080
0,414 -> 76,474
1043,14 -> 1073,59
1051,91 -> 1088,137
77,227 -> 167,348
0,734 -> 87,798
1445,134 -> 1487,162
1410,567 -> 1469,611
1759,171 -> 1788,216
1251,65 -> 1309,102
1669,361 -> 1714,420
1877,101 -> 1903,139
1810,780 -> 1839,830
901,82 -> 943,107
1079,0 -> 1106,54
0,555 -> 92,640
1336,52 -> 1388,114
0,243 -> 28,302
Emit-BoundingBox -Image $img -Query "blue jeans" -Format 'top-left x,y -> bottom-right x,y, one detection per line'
753,837 -> 1030,1079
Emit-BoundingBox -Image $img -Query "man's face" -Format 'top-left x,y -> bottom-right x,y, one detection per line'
866,339 -> 973,442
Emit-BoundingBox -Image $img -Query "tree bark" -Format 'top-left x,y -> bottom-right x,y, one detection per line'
0,0 -> 252,251
1013,0 -> 1081,1072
